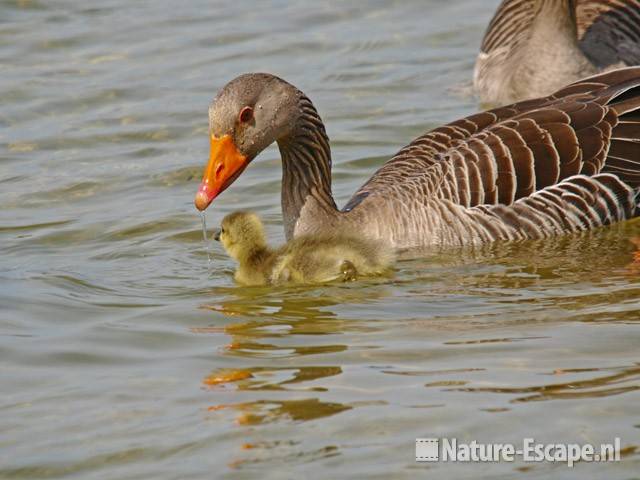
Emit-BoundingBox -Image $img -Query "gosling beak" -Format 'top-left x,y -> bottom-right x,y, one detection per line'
213,228 -> 221,242
194,134 -> 248,211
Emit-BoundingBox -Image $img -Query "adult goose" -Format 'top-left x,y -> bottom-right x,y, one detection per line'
474,0 -> 640,104
195,68 -> 640,250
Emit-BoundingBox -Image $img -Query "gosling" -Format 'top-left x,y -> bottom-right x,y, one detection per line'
214,211 -> 394,286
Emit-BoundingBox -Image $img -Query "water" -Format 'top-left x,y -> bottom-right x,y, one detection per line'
201,211 -> 212,267
1,0 -> 639,478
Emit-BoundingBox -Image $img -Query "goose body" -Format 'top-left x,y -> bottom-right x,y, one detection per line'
474,0 -> 640,104
195,68 -> 640,251
215,211 -> 394,285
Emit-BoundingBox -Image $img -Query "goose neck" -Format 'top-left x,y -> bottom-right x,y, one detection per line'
532,0 -> 577,36
277,95 -> 338,239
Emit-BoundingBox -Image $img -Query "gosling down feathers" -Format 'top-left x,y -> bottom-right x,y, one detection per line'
475,0 -> 640,104
215,211 -> 394,286
195,68 -> 640,250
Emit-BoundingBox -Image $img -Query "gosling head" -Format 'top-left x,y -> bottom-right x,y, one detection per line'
214,211 -> 268,261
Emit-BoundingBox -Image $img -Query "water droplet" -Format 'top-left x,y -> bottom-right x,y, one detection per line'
201,211 -> 213,272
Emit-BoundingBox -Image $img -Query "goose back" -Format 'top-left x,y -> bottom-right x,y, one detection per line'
341,68 -> 640,248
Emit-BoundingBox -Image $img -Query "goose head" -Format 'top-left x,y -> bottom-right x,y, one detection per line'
195,73 -> 302,211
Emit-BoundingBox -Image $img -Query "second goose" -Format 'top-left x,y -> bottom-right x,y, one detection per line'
474,0 -> 640,104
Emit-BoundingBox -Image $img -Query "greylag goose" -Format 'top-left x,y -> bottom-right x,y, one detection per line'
214,211 -> 394,285
195,68 -> 640,250
474,0 -> 640,104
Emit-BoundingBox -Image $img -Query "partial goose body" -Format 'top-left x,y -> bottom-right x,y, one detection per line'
196,68 -> 640,251
474,0 -> 640,104
215,211 -> 394,286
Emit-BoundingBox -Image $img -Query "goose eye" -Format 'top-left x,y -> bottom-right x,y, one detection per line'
238,106 -> 253,124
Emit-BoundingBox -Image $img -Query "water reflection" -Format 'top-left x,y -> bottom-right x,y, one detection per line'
195,285 -> 386,346
450,364 -> 640,403
201,282 -> 392,317
203,366 -> 342,392
206,397 -> 351,426
226,440 -> 340,470
196,290 -> 359,435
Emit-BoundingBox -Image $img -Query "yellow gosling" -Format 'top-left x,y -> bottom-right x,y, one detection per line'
215,211 -> 394,286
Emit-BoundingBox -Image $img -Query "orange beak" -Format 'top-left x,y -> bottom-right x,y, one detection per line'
194,134 -> 248,211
